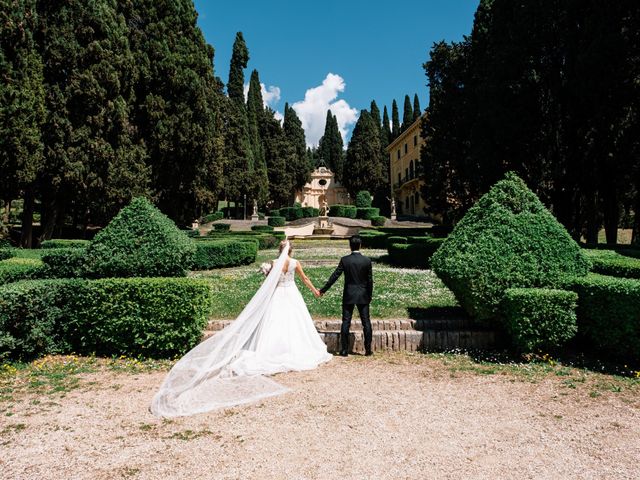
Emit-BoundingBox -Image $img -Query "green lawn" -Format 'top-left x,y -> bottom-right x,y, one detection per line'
192,239 -> 458,319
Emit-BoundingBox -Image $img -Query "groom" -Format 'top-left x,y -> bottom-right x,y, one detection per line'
317,235 -> 373,356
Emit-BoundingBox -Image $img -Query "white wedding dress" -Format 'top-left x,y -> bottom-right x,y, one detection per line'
151,242 -> 331,417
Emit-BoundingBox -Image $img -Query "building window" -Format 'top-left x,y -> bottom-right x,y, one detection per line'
397,149 -> 400,160
404,143 -> 408,154
405,197 -> 409,210
397,173 -> 401,186
414,135 -> 417,146
409,160 -> 414,179
415,192 -> 420,205
405,168 -> 408,182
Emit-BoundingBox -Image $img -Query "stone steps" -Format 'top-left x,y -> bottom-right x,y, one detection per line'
204,317 -> 499,353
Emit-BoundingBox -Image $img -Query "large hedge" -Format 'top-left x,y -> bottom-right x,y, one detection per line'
191,240 -> 258,270
355,191 -> 372,208
432,172 -> 590,322
501,288 -> 578,352
0,277 -> 213,360
566,274 -> 640,362
280,206 -> 303,221
359,230 -> 389,249
83,197 -> 196,278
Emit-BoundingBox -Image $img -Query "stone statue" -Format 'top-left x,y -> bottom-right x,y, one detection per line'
252,199 -> 258,216
320,198 -> 329,217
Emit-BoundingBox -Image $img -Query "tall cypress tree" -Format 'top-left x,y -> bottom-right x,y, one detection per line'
344,110 -> 384,196
38,0 -> 149,239
413,94 -> 422,121
283,103 -> 312,196
0,0 -> 45,245
120,0 -> 218,226
246,69 -> 269,205
370,100 -> 381,128
382,105 -> 392,146
391,99 -> 400,139
263,108 -> 296,207
223,31 -> 254,215
318,110 -> 344,182
401,94 -> 414,131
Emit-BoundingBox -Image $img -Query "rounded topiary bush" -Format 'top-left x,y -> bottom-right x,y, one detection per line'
371,216 -> 386,227
431,172 -> 590,323
83,197 -> 196,278
355,191 -> 373,208
268,216 -> 285,227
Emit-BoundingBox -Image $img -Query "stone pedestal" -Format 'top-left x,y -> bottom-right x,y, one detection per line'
251,214 -> 259,222
314,215 -> 334,235
390,213 -> 397,221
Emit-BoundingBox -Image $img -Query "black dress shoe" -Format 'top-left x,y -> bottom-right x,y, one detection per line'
338,350 -> 348,357
365,350 -> 373,356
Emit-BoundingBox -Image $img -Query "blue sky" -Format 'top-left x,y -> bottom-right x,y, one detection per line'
193,0 -> 479,146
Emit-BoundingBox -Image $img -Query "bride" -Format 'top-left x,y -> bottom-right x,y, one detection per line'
151,240 -> 332,417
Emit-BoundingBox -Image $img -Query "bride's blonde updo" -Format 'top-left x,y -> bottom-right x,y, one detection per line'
279,240 -> 293,255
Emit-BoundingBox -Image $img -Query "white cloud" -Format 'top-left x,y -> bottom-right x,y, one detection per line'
243,82 -> 281,109
291,73 -> 358,147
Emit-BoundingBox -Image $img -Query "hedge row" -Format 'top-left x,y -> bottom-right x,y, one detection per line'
251,225 -> 274,233
359,230 -> 389,249
280,206 -> 303,221
565,274 -> 640,362
356,207 -> 380,220
204,231 -> 284,249
501,288 -> 578,352
329,205 -> 357,218
41,248 -> 87,278
212,223 -> 231,232
40,239 -> 90,249
0,258 -> 45,284
387,238 -> 446,268
583,249 -> 640,279
191,239 -> 258,270
0,277 -> 213,361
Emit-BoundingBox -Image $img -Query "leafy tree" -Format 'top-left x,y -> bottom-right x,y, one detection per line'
318,110 -> 344,181
391,99 -> 400,139
344,110 -> 384,196
0,0 -> 45,245
401,94 -> 413,131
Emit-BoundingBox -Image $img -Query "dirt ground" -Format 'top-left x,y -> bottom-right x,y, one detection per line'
2,352 -> 639,480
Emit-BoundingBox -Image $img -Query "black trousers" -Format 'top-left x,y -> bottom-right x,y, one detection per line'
341,303 -> 372,353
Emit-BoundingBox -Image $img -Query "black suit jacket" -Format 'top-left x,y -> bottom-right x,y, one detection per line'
320,252 -> 373,305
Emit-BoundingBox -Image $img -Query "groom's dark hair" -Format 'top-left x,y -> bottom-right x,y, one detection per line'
349,235 -> 362,251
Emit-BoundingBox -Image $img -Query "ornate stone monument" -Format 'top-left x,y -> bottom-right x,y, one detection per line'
390,197 -> 397,221
314,194 -> 334,235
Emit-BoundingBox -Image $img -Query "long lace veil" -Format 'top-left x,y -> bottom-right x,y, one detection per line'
150,241 -> 292,417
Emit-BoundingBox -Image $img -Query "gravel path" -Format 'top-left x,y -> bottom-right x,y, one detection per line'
2,353 -> 639,480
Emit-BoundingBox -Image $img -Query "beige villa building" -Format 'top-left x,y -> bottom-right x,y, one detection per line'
386,114 -> 427,217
